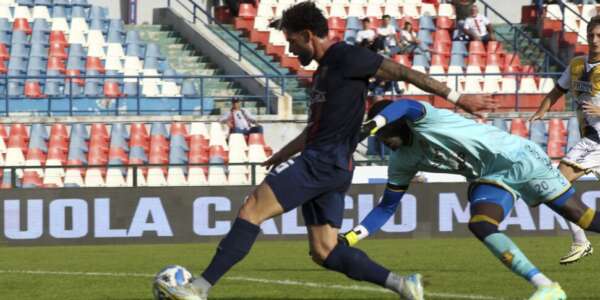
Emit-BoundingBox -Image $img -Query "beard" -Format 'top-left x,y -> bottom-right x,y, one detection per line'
298,50 -> 313,66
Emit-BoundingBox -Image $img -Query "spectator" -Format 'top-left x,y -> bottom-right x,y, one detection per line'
356,18 -> 377,49
452,0 -> 476,40
398,21 -> 421,54
219,98 -> 263,136
463,5 -> 496,43
376,15 -> 401,56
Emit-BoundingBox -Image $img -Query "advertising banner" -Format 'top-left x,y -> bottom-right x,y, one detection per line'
1,182 -> 599,245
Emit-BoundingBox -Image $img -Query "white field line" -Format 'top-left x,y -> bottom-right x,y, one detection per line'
0,269 -> 509,300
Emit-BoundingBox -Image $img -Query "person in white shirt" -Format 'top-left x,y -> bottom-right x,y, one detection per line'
376,15 -> 400,56
462,5 -> 495,43
219,98 -> 263,136
398,21 -> 420,54
356,18 -> 377,48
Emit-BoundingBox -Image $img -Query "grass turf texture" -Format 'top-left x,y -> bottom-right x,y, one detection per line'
1,236 -> 599,299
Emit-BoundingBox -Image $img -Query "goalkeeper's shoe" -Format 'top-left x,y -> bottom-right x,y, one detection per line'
399,273 -> 424,300
155,279 -> 208,300
529,283 -> 566,300
559,241 -> 593,265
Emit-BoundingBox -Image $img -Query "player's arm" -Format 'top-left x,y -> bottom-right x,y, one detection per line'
360,99 -> 424,138
262,128 -> 307,169
340,183 -> 408,246
373,58 -> 498,117
529,86 -> 566,121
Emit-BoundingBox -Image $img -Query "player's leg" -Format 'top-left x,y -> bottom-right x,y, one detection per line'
303,192 -> 423,300
468,183 -> 565,299
556,162 -> 593,264
546,185 -> 600,234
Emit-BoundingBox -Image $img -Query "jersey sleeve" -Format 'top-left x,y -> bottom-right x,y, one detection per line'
342,45 -> 384,79
556,63 -> 571,91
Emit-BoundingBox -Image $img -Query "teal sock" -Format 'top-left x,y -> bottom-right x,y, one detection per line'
483,233 -> 542,281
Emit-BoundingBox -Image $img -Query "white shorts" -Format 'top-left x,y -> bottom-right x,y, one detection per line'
562,137 -> 600,178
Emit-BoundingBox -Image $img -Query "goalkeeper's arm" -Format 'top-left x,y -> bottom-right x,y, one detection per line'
341,183 -> 407,246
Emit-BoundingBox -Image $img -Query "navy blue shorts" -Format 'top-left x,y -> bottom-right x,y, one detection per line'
265,153 -> 353,228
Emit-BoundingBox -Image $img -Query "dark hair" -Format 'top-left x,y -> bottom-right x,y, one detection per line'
270,1 -> 328,38
382,14 -> 391,19
368,100 -> 406,136
588,15 -> 600,33
232,98 -> 240,103
368,100 -> 393,120
362,17 -> 371,23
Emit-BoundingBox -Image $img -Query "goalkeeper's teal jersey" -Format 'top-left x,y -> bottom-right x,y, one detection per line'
387,102 -> 570,206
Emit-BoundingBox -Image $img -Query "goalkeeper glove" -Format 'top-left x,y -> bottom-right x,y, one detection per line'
338,225 -> 369,247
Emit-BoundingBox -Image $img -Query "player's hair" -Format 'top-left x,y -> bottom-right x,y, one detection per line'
588,15 -> 600,33
367,100 -> 407,136
368,100 -> 393,120
269,1 -> 328,38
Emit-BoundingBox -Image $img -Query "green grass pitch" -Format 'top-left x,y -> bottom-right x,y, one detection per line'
1,236 -> 599,299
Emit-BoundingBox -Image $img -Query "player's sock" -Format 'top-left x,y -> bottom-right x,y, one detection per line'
201,218 -> 260,285
384,272 -> 407,294
577,208 -> 600,232
483,233 -> 549,285
569,222 -> 589,244
530,273 -> 553,288
322,243 -> 390,287
191,276 -> 212,292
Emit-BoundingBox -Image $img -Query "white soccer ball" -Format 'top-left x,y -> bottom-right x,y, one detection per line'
152,265 -> 193,300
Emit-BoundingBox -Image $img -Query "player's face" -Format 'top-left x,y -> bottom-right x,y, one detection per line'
284,29 -> 314,66
376,131 -> 403,151
588,25 -> 600,57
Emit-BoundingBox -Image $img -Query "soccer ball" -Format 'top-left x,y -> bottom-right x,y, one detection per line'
152,265 -> 193,300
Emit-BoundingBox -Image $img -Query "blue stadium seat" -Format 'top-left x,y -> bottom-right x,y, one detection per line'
11,43 -> 30,58
126,43 -> 144,58
145,43 -> 164,60
417,30 -> 432,45
492,118 -> 507,132
150,122 -> 169,138
419,15 -> 435,31
346,17 -> 361,31
0,31 -> 11,44
32,19 -> 51,33
0,18 -> 11,32
89,6 -> 107,21
71,123 -> 89,140
566,117 -> 580,150
44,80 -> 62,97
412,54 -> 429,68
89,18 -> 106,33
451,41 -> 468,56
11,31 -> 29,46
129,146 -> 148,161
17,0 -> 34,7
84,81 -> 100,96
107,29 -> 123,44
449,54 -> 465,67
31,31 -> 49,46
52,6 -> 67,18
71,0 -> 90,7
53,0 -> 71,6
529,120 -> 547,149
125,30 -> 142,45
34,0 -> 53,6
71,6 -> 87,18
344,30 -> 356,44
30,123 -> 48,140
109,19 -> 125,33
69,44 -> 86,57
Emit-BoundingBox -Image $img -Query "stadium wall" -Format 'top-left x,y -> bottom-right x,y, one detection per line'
2,182 -> 599,246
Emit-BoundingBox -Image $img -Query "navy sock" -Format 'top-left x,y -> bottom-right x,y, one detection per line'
322,243 -> 390,287
201,218 -> 260,285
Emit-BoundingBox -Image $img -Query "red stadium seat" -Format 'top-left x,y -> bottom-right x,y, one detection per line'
170,122 -> 189,138
431,54 -> 447,68
328,17 -> 347,31
49,43 -> 68,59
103,81 -> 123,98
431,43 -> 450,57
209,145 -> 227,160
49,31 -> 68,46
48,135 -> 68,153
24,81 -> 46,98
467,54 -> 485,67
432,29 -> 451,46
130,123 -> 149,138
26,148 -> 46,161
90,123 -> 109,140
486,54 -> 501,66
436,16 -> 454,30
47,147 -> 67,163
50,124 -> 68,139
486,41 -> 503,55
48,57 -> 66,73
86,57 -> 105,73
13,18 -> 31,35
9,124 -> 28,139
504,53 -> 522,67
509,118 -> 528,138
238,3 -> 257,19
0,59 -> 7,74
65,69 -> 85,86
7,135 -> 28,152
468,41 -> 486,55
129,134 -> 149,152
22,171 -> 43,187
109,147 -> 129,163
248,133 -> 265,145
547,142 -> 565,158
0,43 -> 9,60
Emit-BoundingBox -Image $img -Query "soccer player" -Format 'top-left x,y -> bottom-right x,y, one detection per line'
157,2 -> 495,300
344,99 -> 600,299
529,15 -> 600,264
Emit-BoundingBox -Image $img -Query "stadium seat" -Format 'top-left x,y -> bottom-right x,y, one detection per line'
509,118 -> 528,138
546,4 -> 563,20
347,2 -> 365,18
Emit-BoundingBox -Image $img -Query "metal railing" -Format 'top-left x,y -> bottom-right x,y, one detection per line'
480,0 -> 567,71
0,73 -> 310,116
0,159 -> 387,188
166,0 -> 282,76
556,0 -> 589,44
0,71 -> 565,116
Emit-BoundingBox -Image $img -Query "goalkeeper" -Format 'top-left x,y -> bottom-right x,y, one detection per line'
343,99 -> 600,300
